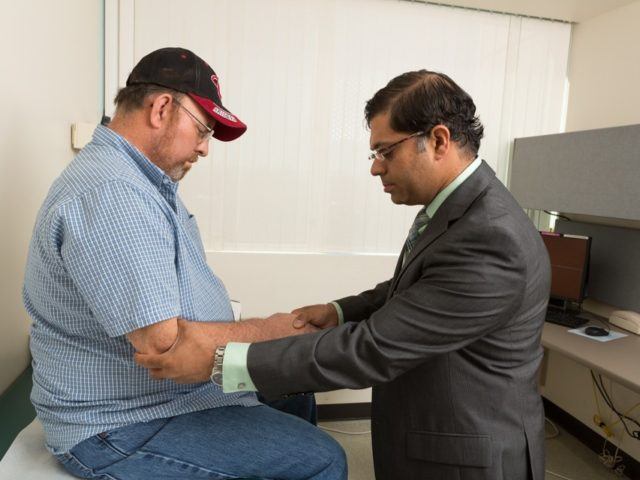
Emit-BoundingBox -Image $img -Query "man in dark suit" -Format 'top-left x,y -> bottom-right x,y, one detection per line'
137,70 -> 551,480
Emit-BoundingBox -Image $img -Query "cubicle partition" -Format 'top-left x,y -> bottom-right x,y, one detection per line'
510,123 -> 640,476
509,123 -> 640,222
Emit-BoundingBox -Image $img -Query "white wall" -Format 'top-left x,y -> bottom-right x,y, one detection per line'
565,1 -> 640,132
126,0 -> 570,259
206,252 -> 398,319
207,251 -> 400,404
0,0 -> 102,394
544,0 -> 640,463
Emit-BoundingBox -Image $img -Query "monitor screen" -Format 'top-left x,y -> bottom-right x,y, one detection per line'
540,232 -> 591,304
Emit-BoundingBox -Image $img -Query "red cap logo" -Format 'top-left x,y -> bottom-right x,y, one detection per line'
211,74 -> 222,100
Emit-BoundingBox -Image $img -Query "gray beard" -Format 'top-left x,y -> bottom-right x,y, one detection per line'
166,164 -> 187,182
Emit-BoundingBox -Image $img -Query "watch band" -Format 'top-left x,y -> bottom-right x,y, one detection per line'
210,345 -> 226,386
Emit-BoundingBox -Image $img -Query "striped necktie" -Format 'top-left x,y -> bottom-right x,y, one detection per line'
403,207 -> 430,265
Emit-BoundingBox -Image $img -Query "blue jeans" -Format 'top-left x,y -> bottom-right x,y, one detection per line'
259,393 -> 317,426
55,405 -> 346,479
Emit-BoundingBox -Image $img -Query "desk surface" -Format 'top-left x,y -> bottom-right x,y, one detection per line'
542,316 -> 640,393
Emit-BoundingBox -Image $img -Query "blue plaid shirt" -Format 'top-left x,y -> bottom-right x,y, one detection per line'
23,125 -> 259,454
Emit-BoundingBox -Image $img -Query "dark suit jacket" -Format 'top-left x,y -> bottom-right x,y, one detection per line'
248,161 -> 551,480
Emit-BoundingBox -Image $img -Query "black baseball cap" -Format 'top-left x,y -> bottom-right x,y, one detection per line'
126,47 -> 247,142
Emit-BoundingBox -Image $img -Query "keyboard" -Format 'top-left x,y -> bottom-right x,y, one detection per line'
545,309 -> 589,329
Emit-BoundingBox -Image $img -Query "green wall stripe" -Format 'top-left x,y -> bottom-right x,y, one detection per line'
0,366 -> 36,460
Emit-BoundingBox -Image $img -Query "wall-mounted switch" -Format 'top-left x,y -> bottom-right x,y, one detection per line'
71,122 -> 95,150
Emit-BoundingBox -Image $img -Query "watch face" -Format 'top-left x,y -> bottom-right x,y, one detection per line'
212,372 -> 223,386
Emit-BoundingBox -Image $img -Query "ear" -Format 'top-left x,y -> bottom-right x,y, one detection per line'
430,125 -> 451,159
148,93 -> 175,130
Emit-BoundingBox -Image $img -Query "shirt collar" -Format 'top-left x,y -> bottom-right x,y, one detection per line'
425,156 -> 482,218
92,125 -> 178,195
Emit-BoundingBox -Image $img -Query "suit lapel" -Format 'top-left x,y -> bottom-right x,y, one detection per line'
388,161 -> 496,296
388,216 -> 448,297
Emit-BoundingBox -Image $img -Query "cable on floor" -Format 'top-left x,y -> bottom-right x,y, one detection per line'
599,438 -> 626,476
545,470 -> 575,480
319,426 -> 371,435
545,417 -> 560,439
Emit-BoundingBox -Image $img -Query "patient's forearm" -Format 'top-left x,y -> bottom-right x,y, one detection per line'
133,315 -> 318,384
184,314 -> 315,352
205,318 -> 272,344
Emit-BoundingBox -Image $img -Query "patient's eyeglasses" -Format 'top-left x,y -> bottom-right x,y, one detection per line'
173,97 -> 215,142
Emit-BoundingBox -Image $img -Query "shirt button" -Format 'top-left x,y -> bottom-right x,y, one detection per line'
238,382 -> 246,389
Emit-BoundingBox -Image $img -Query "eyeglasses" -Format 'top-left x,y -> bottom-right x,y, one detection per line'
368,131 -> 424,162
173,97 -> 215,142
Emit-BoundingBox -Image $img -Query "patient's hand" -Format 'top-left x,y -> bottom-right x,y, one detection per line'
135,314 -> 318,384
135,319 -> 221,384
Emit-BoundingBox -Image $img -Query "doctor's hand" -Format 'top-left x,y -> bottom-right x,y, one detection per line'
292,303 -> 339,330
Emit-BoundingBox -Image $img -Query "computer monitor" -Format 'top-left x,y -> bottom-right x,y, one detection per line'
540,232 -> 591,308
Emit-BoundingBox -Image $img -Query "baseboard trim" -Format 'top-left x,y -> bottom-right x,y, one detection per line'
317,402 -> 371,421
543,398 -> 640,479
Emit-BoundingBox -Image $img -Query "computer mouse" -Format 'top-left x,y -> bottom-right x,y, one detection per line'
584,326 -> 609,337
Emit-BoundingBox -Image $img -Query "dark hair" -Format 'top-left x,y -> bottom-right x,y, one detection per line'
113,83 -> 183,113
364,70 -> 484,156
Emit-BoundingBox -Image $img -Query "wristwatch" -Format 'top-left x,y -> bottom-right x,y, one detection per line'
210,345 -> 226,386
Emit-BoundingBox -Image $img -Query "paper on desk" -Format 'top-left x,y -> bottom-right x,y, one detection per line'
568,326 -> 627,342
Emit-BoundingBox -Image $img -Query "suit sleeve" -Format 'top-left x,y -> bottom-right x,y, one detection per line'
334,279 -> 392,322
247,225 -> 527,397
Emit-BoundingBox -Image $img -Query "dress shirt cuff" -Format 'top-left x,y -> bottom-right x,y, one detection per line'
222,342 -> 258,393
330,302 -> 344,325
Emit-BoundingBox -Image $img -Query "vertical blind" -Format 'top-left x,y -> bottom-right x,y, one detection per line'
112,0 -> 571,254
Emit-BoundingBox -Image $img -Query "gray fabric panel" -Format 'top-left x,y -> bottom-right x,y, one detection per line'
509,124 -> 640,221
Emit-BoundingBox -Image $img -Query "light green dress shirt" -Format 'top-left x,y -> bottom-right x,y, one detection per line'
222,157 -> 482,393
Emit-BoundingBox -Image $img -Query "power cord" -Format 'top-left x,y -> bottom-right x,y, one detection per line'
319,426 -> 371,435
591,371 -> 640,440
545,470 -> 575,480
544,418 -> 576,480
599,438 -> 626,476
590,370 -> 640,475
544,435 -> 625,480
545,417 -> 560,439
543,210 -> 572,222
